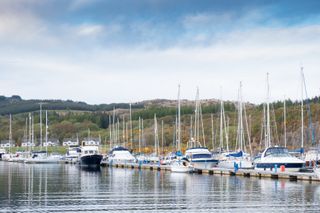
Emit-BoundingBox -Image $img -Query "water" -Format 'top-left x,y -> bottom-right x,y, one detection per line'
1,161 -> 320,212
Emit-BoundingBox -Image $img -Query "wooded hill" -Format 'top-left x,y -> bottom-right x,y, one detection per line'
1,95 -> 320,155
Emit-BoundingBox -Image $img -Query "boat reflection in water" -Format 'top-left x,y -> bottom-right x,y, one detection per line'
1,162 -> 320,212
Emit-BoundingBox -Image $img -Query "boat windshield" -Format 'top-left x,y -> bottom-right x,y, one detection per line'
191,154 -> 212,159
265,147 -> 291,157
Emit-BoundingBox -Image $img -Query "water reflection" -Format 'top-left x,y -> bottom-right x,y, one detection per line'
1,161 -> 320,212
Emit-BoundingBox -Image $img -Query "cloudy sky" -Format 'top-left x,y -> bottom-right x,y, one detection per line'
0,0 -> 320,104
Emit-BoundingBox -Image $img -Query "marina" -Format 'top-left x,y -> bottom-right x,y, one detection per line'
1,1 -> 320,212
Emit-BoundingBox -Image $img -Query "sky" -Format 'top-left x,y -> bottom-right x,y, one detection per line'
1,0 -> 320,104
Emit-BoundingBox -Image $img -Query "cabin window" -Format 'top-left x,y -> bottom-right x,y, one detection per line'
192,154 -> 212,159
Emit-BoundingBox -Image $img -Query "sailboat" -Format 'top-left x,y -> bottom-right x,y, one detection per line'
105,106 -> 135,164
218,82 -> 253,169
171,85 -> 193,172
2,114 -> 14,161
184,87 -> 218,170
254,73 -> 304,172
25,111 -> 61,164
147,114 -> 161,163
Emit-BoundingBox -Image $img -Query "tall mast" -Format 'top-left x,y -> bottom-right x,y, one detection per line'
122,115 -> 125,146
29,113 -> 31,152
189,115 -> 193,148
211,114 -> 214,150
266,73 -> 271,147
138,117 -> 141,153
154,114 -> 158,156
112,107 -> 116,144
220,100 -> 223,151
141,118 -> 144,148
239,82 -> 244,151
9,114 -> 12,154
39,103 -> 43,148
177,84 -> 181,151
301,67 -> 304,149
284,96 -> 287,147
32,114 -> 34,146
109,115 -> 112,149
129,103 -> 133,150
161,120 -> 164,154
45,110 -> 48,155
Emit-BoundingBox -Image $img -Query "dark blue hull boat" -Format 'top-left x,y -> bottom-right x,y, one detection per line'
80,154 -> 103,166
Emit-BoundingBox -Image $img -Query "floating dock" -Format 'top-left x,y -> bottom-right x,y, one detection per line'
100,161 -> 320,182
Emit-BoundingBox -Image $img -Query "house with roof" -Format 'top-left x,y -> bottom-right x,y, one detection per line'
0,140 -> 16,148
43,138 -> 59,147
62,138 -> 79,146
81,137 -> 100,146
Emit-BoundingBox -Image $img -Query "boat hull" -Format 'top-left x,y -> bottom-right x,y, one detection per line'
80,154 -> 103,166
191,159 -> 219,170
255,162 -> 304,172
219,159 -> 253,169
171,161 -> 193,173
24,158 -> 60,164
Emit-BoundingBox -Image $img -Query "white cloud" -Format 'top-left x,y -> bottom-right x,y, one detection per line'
75,24 -> 105,36
0,9 -> 320,104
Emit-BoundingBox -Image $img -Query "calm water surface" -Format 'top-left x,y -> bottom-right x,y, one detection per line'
1,161 -> 320,212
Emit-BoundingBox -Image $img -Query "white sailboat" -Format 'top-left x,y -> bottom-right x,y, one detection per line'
147,114 -> 161,163
185,87 -> 218,170
171,85 -> 193,172
25,111 -> 61,164
254,73 -> 304,172
218,82 -> 253,169
104,106 -> 135,164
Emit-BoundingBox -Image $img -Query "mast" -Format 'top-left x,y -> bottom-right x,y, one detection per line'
161,120 -> 164,155
32,114 -> 34,147
29,113 -> 31,152
138,117 -> 141,153
239,82 -> 244,151
266,73 -> 271,148
211,114 -> 214,150
109,115 -> 112,149
122,115 -> 125,146
45,110 -> 48,155
284,96 -> 287,147
129,103 -> 133,150
177,84 -> 181,152
39,103 -> 43,148
189,115 -> 193,148
141,118 -> 144,148
154,114 -> 159,156
219,98 -> 223,152
301,67 -> 304,149
9,114 -> 12,154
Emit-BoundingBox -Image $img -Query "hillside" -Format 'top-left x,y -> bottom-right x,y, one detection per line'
0,95 -> 320,155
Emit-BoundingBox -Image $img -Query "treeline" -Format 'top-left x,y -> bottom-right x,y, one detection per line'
132,102 -> 236,120
1,95 -> 320,153
0,96 -> 144,115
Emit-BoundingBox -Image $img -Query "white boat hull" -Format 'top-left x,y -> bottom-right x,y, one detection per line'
218,158 -> 253,169
171,161 -> 193,173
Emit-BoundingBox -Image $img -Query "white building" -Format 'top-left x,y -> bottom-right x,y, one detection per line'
0,140 -> 16,148
43,139 -> 59,147
63,138 -> 79,146
81,138 -> 100,146
21,141 -> 35,147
